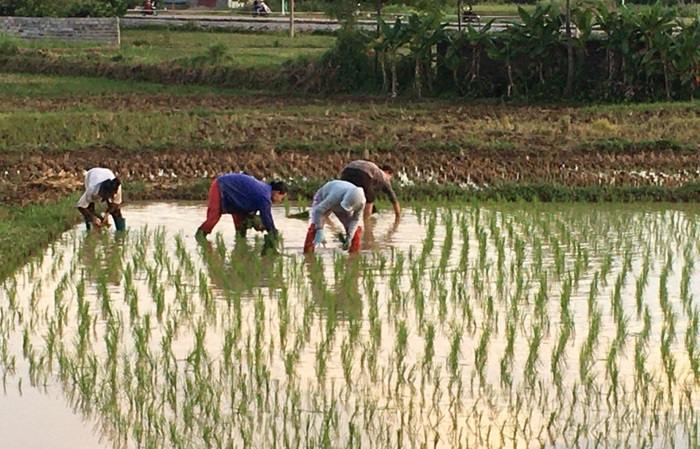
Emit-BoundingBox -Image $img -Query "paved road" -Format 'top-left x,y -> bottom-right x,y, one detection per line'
122,12 -> 511,32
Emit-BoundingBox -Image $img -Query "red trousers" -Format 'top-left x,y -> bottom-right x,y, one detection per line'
303,224 -> 362,254
198,179 -> 245,235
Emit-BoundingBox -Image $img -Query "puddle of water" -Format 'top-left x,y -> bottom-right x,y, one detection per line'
2,201 -> 700,449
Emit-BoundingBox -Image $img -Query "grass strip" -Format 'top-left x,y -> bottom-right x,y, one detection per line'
0,195 -> 81,282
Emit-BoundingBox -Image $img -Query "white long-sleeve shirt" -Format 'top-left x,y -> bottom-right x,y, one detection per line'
76,168 -> 122,208
312,180 -> 366,237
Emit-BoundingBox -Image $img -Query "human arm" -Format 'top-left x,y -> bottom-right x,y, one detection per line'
101,201 -> 118,226
393,201 -> 401,217
258,200 -> 278,237
381,180 -> 400,217
100,184 -> 123,226
78,207 -> 102,228
311,196 -> 337,231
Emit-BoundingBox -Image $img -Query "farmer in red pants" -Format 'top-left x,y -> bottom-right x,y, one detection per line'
196,173 -> 288,241
303,180 -> 366,254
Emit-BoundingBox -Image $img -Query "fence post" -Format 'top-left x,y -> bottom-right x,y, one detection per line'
289,0 -> 295,37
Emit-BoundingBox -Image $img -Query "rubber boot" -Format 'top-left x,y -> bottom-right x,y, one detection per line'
115,218 -> 126,232
303,224 -> 316,254
348,226 -> 362,253
195,228 -> 208,243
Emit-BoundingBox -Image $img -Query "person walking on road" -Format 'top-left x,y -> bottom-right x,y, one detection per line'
304,180 -> 366,254
77,167 -> 125,231
340,160 -> 401,221
196,173 -> 288,241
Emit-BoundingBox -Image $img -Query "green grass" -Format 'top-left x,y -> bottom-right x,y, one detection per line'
2,73 -> 700,153
121,29 -> 333,68
0,196 -> 81,282
0,73 -> 255,98
15,29 -> 334,70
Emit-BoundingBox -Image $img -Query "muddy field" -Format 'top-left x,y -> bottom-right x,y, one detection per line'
3,93 -> 700,205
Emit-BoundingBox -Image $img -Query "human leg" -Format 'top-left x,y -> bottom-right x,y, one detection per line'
231,213 -> 247,238
197,179 -> 222,237
303,223 -> 317,254
110,207 -> 126,231
83,203 -> 97,230
348,226 -> 362,253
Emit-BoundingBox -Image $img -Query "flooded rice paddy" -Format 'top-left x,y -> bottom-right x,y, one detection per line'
3,201 -> 700,449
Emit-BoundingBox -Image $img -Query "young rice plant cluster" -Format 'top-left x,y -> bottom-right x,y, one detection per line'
2,203 -> 700,448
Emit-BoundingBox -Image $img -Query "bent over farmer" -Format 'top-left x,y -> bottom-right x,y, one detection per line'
304,180 -> 366,254
196,173 -> 288,240
77,167 -> 125,231
340,160 -> 401,221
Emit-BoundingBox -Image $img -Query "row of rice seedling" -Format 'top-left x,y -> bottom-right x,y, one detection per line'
1,203 -> 700,448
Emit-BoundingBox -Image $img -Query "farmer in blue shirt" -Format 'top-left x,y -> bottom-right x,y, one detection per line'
195,173 -> 288,241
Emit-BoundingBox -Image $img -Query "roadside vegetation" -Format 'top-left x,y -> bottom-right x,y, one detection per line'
3,1 -> 699,102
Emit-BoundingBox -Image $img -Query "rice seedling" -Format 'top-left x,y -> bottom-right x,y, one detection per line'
4,203 -> 700,448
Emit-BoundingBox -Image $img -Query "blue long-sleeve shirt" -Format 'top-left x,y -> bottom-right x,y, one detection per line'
217,173 -> 276,234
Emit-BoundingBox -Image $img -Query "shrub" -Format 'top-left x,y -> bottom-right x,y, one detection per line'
316,28 -> 376,92
14,0 -> 128,17
0,34 -> 19,57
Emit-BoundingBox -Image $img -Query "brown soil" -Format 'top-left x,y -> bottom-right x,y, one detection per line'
3,145 -> 700,205
3,95 -> 700,206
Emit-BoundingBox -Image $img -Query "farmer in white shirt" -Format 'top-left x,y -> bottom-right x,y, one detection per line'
76,167 -> 125,231
303,180 -> 366,254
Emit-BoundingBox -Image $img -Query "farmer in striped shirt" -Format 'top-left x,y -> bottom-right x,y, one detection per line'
340,160 -> 401,221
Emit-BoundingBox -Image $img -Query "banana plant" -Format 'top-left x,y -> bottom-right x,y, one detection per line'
670,16 -> 700,98
486,33 -> 518,97
594,3 -> 642,90
566,3 -> 595,91
443,30 -> 468,94
443,21 -> 493,95
463,19 -> 494,87
637,3 -> 676,99
370,16 -> 409,97
405,11 -> 447,97
488,4 -> 565,98
518,4 -> 565,87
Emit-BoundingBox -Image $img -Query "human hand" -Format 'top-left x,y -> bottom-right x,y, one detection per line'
313,229 -> 325,246
101,216 -> 111,228
253,216 -> 265,232
92,216 -> 102,229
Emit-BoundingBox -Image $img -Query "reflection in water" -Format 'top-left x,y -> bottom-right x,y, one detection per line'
78,231 -> 126,286
2,202 -> 700,449
363,214 -> 401,251
198,235 -> 274,296
306,255 -> 362,322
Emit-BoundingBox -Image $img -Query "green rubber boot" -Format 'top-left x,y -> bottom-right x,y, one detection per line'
195,229 -> 208,243
115,218 -> 126,231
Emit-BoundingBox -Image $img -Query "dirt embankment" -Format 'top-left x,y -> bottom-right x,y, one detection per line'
4,94 -> 700,205
3,145 -> 700,206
